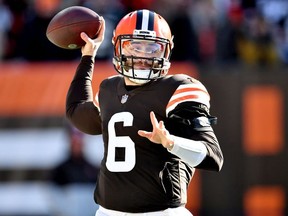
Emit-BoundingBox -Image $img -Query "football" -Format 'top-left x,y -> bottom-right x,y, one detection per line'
46,6 -> 102,49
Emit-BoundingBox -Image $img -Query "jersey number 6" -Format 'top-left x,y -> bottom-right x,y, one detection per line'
106,112 -> 136,172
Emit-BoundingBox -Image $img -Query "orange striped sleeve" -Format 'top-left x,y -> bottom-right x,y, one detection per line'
166,82 -> 210,116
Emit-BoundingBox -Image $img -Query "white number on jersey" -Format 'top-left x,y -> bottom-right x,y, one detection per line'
106,112 -> 136,172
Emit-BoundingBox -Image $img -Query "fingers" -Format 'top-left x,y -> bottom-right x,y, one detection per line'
159,120 -> 165,129
150,111 -> 165,130
80,32 -> 92,43
138,111 -> 159,140
138,111 -> 169,145
150,111 -> 159,128
138,130 -> 151,138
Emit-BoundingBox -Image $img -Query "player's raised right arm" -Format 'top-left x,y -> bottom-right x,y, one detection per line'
66,18 -> 105,135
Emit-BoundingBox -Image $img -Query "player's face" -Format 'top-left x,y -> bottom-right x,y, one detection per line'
122,40 -> 165,69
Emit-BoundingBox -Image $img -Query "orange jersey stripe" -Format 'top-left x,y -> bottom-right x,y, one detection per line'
166,83 -> 210,116
167,94 -> 200,109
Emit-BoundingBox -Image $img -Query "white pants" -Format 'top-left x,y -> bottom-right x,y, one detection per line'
95,205 -> 193,216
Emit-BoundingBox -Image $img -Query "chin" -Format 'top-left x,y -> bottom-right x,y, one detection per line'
124,77 -> 150,85
130,78 -> 150,85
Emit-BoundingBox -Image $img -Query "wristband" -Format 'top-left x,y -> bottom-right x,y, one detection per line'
168,136 -> 207,167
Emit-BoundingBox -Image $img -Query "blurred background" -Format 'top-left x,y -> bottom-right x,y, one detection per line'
0,0 -> 287,215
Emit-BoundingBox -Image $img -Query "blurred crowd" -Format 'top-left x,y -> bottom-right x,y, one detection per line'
0,0 -> 288,66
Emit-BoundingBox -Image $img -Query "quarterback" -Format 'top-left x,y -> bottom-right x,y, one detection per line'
66,9 -> 224,216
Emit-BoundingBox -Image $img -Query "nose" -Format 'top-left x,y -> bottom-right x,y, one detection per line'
140,59 -> 147,65
133,57 -> 143,62
134,58 -> 149,65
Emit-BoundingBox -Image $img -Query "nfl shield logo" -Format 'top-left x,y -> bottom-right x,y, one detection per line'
121,94 -> 129,104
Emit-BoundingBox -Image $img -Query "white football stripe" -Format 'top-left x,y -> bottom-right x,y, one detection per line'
176,83 -> 208,91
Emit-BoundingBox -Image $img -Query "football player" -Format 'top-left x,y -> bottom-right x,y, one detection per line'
66,9 -> 224,216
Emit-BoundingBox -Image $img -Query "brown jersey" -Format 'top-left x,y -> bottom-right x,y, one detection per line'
66,56 -> 223,213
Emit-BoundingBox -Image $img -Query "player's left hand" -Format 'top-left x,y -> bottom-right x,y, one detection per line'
138,111 -> 174,150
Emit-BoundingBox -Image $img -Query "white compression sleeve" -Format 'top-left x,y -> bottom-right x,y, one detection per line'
168,136 -> 207,167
